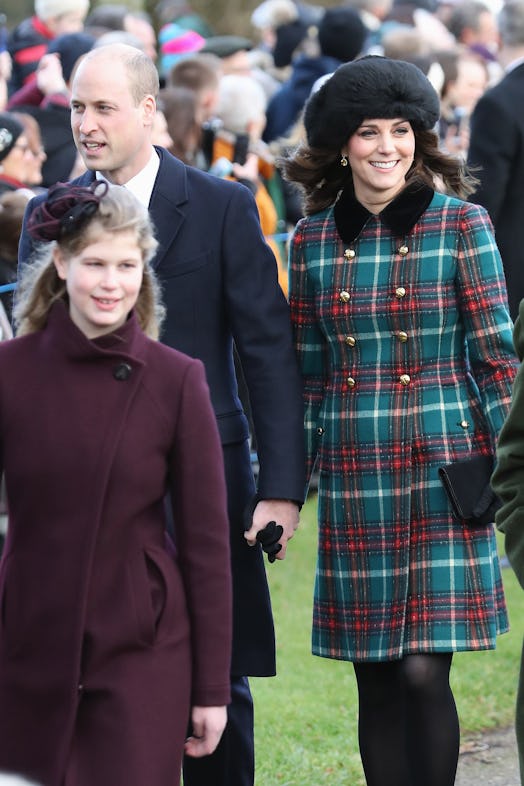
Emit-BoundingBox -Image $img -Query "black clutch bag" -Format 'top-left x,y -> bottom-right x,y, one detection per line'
438,455 -> 501,527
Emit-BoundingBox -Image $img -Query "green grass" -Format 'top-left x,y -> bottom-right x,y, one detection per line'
251,494 -> 524,786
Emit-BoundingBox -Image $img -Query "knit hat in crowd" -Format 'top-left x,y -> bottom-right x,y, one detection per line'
0,113 -> 24,164
304,55 -> 440,150
35,0 -> 89,22
201,35 -> 254,59
158,23 -> 206,78
318,7 -> 366,63
273,18 -> 309,67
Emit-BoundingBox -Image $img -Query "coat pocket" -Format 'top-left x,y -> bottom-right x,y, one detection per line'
127,546 -> 188,647
127,548 -> 160,647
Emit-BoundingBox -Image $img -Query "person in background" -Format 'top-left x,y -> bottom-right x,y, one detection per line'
10,112 -> 46,192
344,0 -> 394,54
445,0 -> 501,82
0,181 -> 232,786
151,102 -> 174,150
250,0 -> 305,68
167,52 -> 222,126
158,86 -> 203,166
7,32 -> 96,186
467,0 -> 524,322
492,302 -> 524,786
0,189 -> 30,325
167,53 -> 223,168
155,0 -> 214,39
211,73 -> 288,295
157,23 -> 206,85
263,5 -> 367,143
18,42 -> 305,786
437,46 -> 488,158
0,112 -> 34,195
84,4 -> 157,62
281,55 -> 517,786
7,0 -> 89,95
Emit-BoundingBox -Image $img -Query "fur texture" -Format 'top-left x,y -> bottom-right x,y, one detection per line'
304,55 -> 441,150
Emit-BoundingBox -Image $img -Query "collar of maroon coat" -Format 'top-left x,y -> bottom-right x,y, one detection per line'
44,299 -> 147,362
334,178 -> 434,244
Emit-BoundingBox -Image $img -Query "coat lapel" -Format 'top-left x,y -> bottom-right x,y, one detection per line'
148,147 -> 188,272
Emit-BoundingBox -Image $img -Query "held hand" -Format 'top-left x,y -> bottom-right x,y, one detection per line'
184,706 -> 227,758
244,499 -> 299,560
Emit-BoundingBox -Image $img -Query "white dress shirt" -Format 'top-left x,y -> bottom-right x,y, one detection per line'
96,147 -> 160,208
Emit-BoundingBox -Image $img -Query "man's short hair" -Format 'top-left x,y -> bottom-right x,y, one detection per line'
499,0 -> 524,46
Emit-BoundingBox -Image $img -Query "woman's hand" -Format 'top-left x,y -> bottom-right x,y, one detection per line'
184,705 -> 228,758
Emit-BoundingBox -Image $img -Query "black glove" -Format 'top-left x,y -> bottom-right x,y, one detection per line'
256,520 -> 283,563
244,496 -> 284,563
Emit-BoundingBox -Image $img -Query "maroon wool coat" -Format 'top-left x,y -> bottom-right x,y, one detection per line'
0,302 -> 232,786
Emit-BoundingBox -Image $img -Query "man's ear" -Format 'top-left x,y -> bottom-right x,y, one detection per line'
53,246 -> 67,280
142,95 -> 157,126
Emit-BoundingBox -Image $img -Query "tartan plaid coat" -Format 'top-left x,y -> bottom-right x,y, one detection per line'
289,180 -> 518,662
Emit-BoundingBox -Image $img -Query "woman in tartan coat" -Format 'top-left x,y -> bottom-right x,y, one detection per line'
281,56 -> 518,786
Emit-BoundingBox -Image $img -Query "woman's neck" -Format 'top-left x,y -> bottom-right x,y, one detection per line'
353,183 -> 406,215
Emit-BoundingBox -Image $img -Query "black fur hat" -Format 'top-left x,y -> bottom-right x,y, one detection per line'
304,55 -> 440,151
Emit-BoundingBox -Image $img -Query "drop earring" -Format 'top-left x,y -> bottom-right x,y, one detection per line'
340,154 -> 348,167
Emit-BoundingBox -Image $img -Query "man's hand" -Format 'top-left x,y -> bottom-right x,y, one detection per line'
184,706 -> 227,758
231,151 -> 259,183
244,499 -> 299,560
36,53 -> 67,96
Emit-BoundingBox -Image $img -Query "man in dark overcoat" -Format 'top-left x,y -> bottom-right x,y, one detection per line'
492,297 -> 524,785
468,0 -> 524,321
18,43 -> 305,786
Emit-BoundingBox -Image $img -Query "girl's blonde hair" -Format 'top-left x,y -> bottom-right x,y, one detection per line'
14,183 -> 165,339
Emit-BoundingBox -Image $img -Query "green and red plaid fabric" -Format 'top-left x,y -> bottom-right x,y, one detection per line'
290,190 -> 518,662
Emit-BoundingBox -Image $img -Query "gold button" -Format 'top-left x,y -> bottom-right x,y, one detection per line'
459,420 -> 470,429
395,287 -> 406,298
347,376 -> 356,388
345,335 -> 356,347
397,331 -> 408,343
399,374 -> 411,385
316,427 -> 324,435
398,245 -> 409,256
340,290 -> 350,303
344,248 -> 356,259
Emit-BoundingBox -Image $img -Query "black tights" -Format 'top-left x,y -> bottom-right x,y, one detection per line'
353,653 -> 459,786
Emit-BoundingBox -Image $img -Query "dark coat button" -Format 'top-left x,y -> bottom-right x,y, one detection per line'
113,363 -> 132,381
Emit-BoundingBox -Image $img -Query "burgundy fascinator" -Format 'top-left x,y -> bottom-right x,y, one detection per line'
27,180 -> 108,242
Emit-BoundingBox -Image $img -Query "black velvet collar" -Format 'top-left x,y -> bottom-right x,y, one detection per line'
333,179 -> 434,244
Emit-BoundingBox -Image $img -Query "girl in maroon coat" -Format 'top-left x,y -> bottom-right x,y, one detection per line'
0,182 -> 232,786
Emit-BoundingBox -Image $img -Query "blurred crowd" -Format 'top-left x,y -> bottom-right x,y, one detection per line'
0,0 -> 522,310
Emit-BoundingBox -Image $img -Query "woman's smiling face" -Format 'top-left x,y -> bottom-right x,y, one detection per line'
344,118 -> 415,213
